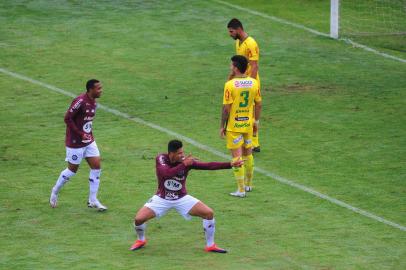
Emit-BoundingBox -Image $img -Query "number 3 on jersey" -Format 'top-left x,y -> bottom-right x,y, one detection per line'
239,91 -> 249,107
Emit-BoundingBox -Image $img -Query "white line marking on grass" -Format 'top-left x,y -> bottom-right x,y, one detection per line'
342,38 -> 406,63
213,0 -> 406,63
1,67 -> 405,232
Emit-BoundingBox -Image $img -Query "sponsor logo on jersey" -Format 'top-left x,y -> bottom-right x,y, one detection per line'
235,116 -> 249,121
234,80 -> 253,88
164,179 -> 183,191
158,155 -> 167,165
236,109 -> 250,113
83,121 -> 93,133
165,191 -> 179,200
234,122 -> 251,128
244,139 -> 252,145
72,99 -> 83,110
84,116 -> 94,121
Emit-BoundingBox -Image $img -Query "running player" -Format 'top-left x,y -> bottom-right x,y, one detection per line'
130,139 -> 243,253
227,18 -> 262,152
49,79 -> 107,211
220,55 -> 262,197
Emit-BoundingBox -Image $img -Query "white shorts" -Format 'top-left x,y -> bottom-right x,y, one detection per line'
144,195 -> 200,220
65,141 -> 100,165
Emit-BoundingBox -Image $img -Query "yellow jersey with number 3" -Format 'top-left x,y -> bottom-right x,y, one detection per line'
223,77 -> 261,133
236,36 -> 260,84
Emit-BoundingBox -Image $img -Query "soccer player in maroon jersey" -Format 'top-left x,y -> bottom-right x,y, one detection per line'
49,79 -> 107,211
129,140 -> 243,253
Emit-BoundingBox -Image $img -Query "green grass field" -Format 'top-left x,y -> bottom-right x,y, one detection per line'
1,1 -> 405,269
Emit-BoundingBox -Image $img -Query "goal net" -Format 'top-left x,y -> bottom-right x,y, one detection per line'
332,0 -> 406,53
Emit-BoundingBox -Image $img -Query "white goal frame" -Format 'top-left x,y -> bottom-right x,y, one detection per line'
330,0 -> 339,38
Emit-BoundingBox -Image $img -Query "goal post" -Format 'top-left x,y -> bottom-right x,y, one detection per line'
330,0 -> 406,39
329,0 -> 404,60
330,0 -> 339,39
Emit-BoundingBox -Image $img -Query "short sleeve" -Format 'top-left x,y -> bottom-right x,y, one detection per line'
247,39 -> 259,61
223,82 -> 234,105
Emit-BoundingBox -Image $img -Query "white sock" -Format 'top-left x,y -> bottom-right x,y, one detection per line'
203,218 -> 215,247
52,168 -> 76,194
89,169 -> 101,202
135,223 -> 146,241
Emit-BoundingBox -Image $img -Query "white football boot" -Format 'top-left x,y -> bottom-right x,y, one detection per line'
229,190 -> 246,198
87,199 -> 107,211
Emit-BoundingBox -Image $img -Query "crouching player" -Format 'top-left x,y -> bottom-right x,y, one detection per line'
130,139 -> 243,253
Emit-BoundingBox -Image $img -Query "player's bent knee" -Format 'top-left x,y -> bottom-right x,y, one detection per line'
206,212 -> 214,220
134,217 -> 145,226
68,163 -> 79,173
134,207 -> 155,225
204,208 -> 214,220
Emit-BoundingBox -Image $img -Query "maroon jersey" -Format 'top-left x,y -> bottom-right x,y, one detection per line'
155,154 -> 232,200
64,93 -> 97,148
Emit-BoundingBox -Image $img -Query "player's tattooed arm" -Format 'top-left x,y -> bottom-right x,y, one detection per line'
220,105 -> 230,138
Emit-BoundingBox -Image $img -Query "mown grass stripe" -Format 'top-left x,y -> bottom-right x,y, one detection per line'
1,67 -> 405,232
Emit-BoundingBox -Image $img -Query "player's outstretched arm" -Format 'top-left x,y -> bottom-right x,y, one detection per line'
190,158 -> 243,170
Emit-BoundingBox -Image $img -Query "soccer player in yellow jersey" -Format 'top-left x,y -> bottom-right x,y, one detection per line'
227,18 -> 262,153
220,55 -> 262,197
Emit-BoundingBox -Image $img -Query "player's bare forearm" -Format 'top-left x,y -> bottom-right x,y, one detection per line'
254,101 -> 262,121
220,105 -> 230,128
249,60 -> 258,79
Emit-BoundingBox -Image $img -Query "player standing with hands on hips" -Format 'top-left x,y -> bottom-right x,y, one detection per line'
49,79 -> 107,211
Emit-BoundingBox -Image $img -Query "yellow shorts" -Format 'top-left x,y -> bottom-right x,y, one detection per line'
226,130 -> 253,150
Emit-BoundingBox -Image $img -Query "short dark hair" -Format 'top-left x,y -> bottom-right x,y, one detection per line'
86,79 -> 100,92
231,55 -> 248,73
168,139 -> 183,153
227,18 -> 243,30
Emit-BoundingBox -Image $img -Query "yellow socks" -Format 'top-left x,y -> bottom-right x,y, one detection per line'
232,157 -> 245,192
243,154 -> 254,188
